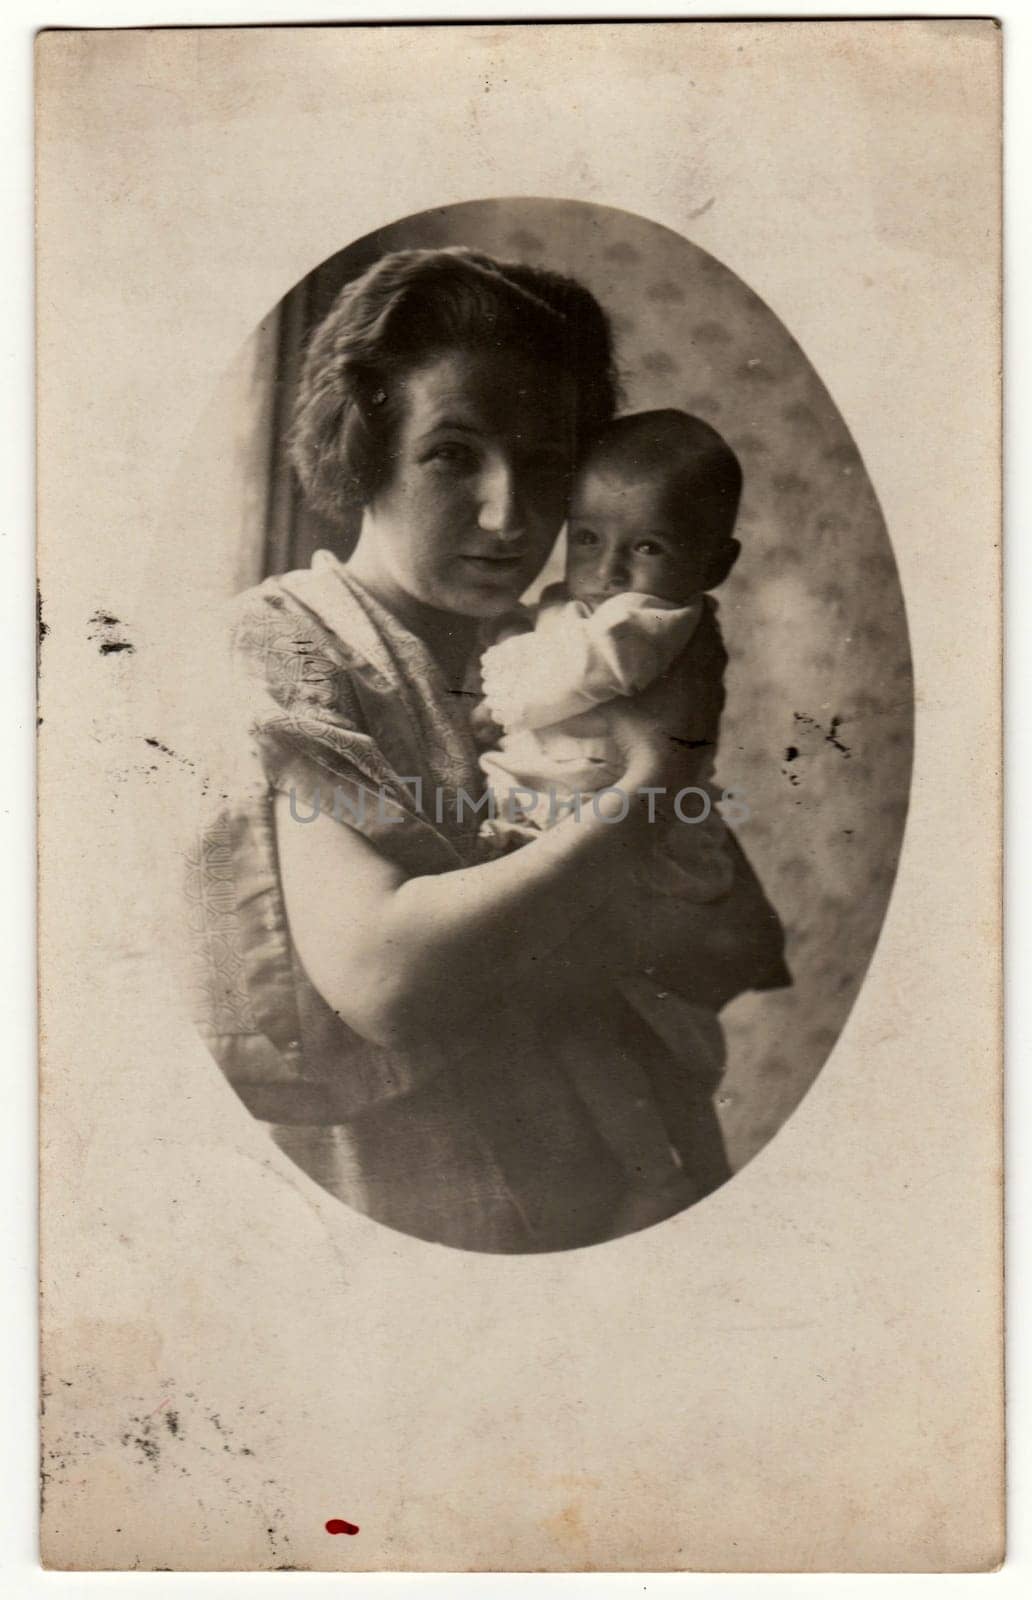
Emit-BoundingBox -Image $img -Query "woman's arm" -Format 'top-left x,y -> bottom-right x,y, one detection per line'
275,745 -> 668,1053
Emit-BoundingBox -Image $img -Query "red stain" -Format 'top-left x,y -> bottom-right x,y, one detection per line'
325,1519 -> 359,1536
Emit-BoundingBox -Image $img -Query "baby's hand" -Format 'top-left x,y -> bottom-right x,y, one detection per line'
469,698 -> 504,747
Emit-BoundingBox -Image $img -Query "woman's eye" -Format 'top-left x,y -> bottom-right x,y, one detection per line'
427,443 -> 475,468
570,528 -> 599,547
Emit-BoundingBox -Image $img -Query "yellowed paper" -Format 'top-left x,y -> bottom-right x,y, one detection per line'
37,21 -> 1002,1571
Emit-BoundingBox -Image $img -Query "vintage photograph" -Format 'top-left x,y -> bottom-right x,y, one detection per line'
35,22 -> 1001,1573
176,198 -> 913,1253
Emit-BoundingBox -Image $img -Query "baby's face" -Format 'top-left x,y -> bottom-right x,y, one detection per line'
565,465 -> 716,608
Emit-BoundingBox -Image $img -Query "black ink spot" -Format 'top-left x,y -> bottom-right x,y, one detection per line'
144,737 -> 195,771
88,611 -> 135,656
784,747 -> 799,762
825,716 -> 852,758
121,1417 -> 163,1469
793,711 -> 851,759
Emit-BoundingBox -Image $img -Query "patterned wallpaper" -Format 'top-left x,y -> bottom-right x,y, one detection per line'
266,198 -> 914,1174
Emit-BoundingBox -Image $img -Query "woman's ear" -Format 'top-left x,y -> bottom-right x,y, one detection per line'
705,537 -> 741,589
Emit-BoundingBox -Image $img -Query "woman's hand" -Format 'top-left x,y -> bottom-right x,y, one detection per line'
606,695 -> 695,800
608,604 -> 729,801
469,697 -> 505,749
275,775 -> 652,1052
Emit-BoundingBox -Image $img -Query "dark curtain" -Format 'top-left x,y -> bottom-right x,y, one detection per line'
264,216 -> 466,578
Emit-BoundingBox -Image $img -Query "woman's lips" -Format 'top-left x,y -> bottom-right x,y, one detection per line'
461,553 -> 526,576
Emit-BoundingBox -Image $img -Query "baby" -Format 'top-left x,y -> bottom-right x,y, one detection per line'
477,408 -> 743,889
473,410 -> 758,1229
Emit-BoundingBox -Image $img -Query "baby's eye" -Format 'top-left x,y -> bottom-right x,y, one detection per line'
570,527 -> 599,547
633,539 -> 667,557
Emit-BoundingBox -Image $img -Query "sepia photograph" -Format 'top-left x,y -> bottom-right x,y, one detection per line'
34,19 -> 1002,1574
177,198 -> 913,1253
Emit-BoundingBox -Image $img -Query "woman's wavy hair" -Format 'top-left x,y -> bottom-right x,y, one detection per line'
288,247 -> 620,525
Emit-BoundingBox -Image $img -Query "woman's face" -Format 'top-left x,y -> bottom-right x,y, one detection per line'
362,348 -> 578,618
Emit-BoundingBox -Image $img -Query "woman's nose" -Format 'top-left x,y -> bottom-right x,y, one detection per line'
476,460 -> 524,539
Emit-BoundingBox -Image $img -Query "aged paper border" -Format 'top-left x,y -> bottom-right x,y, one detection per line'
24,4 -> 1012,1587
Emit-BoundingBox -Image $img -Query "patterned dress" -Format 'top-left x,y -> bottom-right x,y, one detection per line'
180,552 -> 787,1253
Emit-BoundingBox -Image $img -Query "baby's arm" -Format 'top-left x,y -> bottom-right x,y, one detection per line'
481,593 -> 702,733
589,594 -> 703,697
480,624 -> 595,731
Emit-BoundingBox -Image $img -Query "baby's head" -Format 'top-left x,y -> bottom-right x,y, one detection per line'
565,410 -> 742,608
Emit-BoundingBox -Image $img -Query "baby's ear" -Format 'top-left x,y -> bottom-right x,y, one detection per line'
705,538 -> 741,589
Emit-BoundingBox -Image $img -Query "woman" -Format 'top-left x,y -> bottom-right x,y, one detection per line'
184,247 -> 788,1253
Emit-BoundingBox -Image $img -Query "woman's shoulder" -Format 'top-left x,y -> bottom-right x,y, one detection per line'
228,566 -> 368,719
229,569 -> 331,642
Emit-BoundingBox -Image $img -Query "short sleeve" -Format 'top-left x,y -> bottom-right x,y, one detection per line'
180,582 -> 465,1127
229,584 -> 461,879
